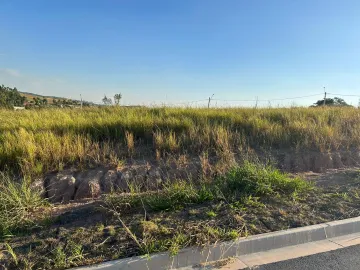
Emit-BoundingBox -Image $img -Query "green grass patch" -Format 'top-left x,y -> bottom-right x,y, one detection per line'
106,162 -> 312,215
0,173 -> 47,238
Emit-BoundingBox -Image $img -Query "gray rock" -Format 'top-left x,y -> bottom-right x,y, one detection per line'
47,173 -> 76,203
114,170 -> 130,192
332,152 -> 344,168
313,152 -> 333,173
74,169 -> 104,200
30,178 -> 46,197
146,167 -> 163,190
101,170 -> 117,193
120,166 -> 148,192
101,170 -> 129,193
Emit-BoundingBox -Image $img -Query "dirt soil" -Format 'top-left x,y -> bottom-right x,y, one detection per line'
2,168 -> 360,270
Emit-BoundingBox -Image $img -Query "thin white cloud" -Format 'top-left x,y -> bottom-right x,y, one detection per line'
0,68 -> 21,77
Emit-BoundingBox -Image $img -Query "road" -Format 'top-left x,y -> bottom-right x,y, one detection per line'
256,244 -> 360,270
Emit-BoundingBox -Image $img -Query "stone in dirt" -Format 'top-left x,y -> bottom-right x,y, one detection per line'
101,170 -> 129,193
283,154 -> 292,171
294,154 -> 307,172
313,152 -> 333,173
46,172 -> 76,203
119,166 -> 148,191
341,151 -> 357,167
332,152 -> 344,168
30,178 -> 46,197
101,170 -> 117,193
146,167 -> 163,190
74,169 -> 105,200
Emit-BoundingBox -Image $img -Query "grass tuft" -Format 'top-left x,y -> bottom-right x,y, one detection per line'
0,173 -> 47,238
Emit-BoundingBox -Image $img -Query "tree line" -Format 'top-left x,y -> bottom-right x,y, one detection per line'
102,93 -> 122,105
0,84 -> 95,108
0,85 -> 26,108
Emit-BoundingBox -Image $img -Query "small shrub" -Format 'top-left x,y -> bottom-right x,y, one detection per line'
0,173 -> 46,237
206,210 -> 217,218
125,131 -> 134,155
219,162 -> 312,198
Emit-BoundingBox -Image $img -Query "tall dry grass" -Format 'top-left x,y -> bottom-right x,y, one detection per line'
1,106 -> 360,176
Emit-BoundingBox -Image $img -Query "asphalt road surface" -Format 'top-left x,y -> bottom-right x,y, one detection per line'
255,244 -> 360,270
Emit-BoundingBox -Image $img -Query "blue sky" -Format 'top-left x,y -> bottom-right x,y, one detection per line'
1,0 -> 360,106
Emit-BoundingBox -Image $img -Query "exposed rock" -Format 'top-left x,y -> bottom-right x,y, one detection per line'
121,166 -> 148,191
46,172 -> 76,203
293,154 -> 306,172
119,169 -> 133,191
146,167 -> 163,190
283,154 -> 292,171
313,152 -> 333,173
101,170 -> 117,193
133,166 -> 148,187
30,178 -> 46,197
101,170 -> 129,193
351,151 -> 360,167
332,152 -> 344,168
114,170 -> 130,192
341,151 -> 355,167
301,153 -> 312,172
74,169 -> 105,200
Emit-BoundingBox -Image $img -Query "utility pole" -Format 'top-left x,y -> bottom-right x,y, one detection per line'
80,94 -> 83,109
255,96 -> 259,109
208,94 -> 214,108
323,87 -> 326,106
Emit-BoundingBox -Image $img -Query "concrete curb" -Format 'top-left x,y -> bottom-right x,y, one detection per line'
73,216 -> 360,270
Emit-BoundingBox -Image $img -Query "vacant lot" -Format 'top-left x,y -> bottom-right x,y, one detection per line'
1,107 -> 360,269
1,106 -> 360,176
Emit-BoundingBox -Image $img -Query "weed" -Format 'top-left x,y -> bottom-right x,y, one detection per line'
0,173 -> 47,237
140,221 -> 159,235
106,226 -> 116,236
206,210 -> 217,218
3,243 -> 18,265
96,223 -> 105,232
168,233 -> 189,256
66,241 -> 85,266
226,229 -> 239,240
219,161 -> 312,198
125,131 -> 134,156
52,246 -> 66,268
188,209 -> 199,215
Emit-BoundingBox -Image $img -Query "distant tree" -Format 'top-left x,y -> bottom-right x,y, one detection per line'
0,85 -> 26,107
114,93 -> 122,105
102,95 -> 113,106
313,97 -> 351,107
42,98 -> 48,105
20,96 -> 26,105
33,97 -> 40,106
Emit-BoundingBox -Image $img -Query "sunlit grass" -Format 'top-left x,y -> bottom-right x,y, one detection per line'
1,106 -> 360,176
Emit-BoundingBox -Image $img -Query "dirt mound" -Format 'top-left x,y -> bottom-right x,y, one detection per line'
40,150 -> 360,202
279,150 -> 360,173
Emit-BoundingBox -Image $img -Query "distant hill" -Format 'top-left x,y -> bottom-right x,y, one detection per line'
19,91 -> 95,106
19,91 -> 69,104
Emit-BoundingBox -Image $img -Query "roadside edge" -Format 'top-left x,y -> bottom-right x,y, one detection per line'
73,216 -> 360,270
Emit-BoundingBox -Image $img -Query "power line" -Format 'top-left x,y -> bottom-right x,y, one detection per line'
91,92 -> 360,107
164,99 -> 208,106
327,93 -> 360,98
212,93 -> 323,102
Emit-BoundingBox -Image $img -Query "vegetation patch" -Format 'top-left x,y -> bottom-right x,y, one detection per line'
1,106 -> 360,176
2,165 -> 360,269
1,106 -> 360,269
